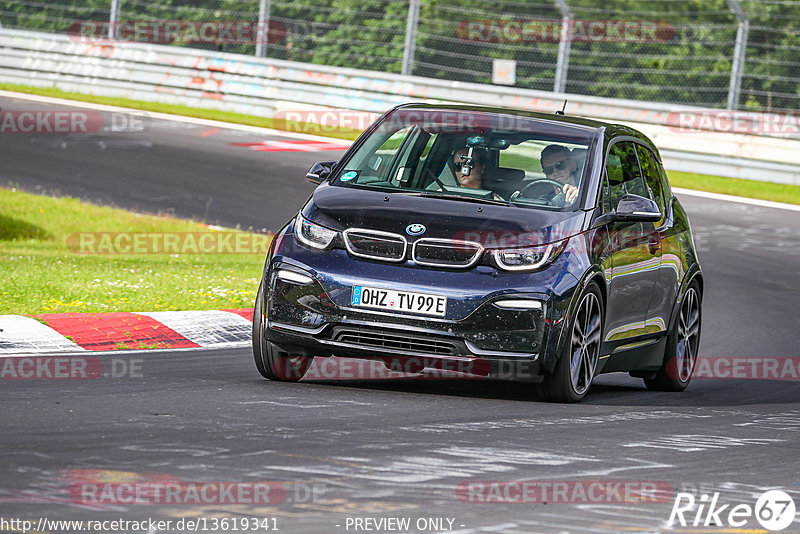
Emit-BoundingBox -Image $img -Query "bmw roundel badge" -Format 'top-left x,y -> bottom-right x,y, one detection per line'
406,223 -> 426,236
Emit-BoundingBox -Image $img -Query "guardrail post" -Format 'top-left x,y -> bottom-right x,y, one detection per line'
256,0 -> 272,57
109,0 -> 121,39
402,0 -> 420,76
553,0 -> 572,94
726,0 -> 748,110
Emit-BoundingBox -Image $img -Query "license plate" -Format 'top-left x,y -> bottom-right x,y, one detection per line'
351,285 -> 447,317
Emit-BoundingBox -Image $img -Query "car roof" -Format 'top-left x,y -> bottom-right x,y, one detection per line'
391,102 -> 657,150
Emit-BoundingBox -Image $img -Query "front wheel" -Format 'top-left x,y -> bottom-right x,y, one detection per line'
540,283 -> 603,403
644,281 -> 701,392
252,279 -> 313,381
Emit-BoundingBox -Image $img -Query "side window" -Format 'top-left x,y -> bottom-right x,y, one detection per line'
605,141 -> 646,209
635,145 -> 667,225
344,125 -> 415,185
657,157 -> 673,201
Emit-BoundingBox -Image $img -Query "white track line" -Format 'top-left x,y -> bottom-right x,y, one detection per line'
673,187 -> 800,212
0,90 -> 355,144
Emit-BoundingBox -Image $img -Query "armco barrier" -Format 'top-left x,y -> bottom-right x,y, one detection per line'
1,28 -> 799,185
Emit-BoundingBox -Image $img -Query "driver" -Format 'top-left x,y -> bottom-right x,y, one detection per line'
540,145 -> 580,203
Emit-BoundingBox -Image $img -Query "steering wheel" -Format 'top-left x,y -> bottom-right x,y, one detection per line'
515,178 -> 565,199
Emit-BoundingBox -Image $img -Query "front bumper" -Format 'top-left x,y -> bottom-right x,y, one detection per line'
262,232 -> 579,375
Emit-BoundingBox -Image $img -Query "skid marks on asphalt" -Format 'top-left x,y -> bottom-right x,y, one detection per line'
732,410 -> 800,432
399,410 -> 713,434
691,222 -> 800,257
262,446 -> 602,484
622,435 -> 784,453
119,443 -> 230,457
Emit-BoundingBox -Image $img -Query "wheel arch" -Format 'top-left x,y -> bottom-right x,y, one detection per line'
667,266 -> 703,334
547,267 -> 607,373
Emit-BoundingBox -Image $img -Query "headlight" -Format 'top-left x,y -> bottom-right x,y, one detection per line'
295,215 -> 337,249
493,243 -> 559,271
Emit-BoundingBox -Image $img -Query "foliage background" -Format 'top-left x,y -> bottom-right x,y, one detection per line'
1,0 -> 798,111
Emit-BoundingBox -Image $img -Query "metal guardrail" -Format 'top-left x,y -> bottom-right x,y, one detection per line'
1,28 -> 799,185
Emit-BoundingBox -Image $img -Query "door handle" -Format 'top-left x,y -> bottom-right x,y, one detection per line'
648,235 -> 661,255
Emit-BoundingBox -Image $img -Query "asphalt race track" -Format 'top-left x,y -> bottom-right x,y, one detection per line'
2,95 -> 799,533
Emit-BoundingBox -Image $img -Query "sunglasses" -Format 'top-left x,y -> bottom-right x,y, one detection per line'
542,159 -> 569,175
454,161 -> 482,170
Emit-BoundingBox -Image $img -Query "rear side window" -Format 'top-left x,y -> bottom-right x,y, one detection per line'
605,141 -> 646,209
635,144 -> 667,225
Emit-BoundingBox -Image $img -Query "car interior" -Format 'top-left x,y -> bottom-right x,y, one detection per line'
340,126 -> 591,208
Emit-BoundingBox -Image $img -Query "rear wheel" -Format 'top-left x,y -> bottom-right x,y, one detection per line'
252,279 -> 312,381
540,283 -> 603,403
644,281 -> 701,392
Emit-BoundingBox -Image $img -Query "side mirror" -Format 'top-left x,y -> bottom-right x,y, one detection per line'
615,194 -> 661,222
594,194 -> 661,226
306,161 -> 337,184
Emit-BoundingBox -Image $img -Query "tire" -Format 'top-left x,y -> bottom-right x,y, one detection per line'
644,281 -> 701,392
252,278 -> 313,381
540,283 -> 603,403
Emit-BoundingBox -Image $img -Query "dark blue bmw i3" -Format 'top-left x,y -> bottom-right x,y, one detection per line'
252,103 -> 703,402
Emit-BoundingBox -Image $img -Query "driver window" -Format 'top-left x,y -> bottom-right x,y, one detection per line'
635,144 -> 667,226
606,141 -> 646,209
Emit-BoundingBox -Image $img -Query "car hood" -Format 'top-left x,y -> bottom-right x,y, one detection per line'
302,183 -> 588,246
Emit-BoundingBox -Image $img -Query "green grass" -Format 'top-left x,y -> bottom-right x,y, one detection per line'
3,83 -> 800,206
667,170 -> 800,205
0,186 -> 269,315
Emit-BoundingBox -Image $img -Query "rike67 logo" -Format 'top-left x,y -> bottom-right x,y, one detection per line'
669,489 -> 796,531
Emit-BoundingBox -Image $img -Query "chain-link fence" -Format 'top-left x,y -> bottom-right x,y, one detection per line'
1,0 -> 798,113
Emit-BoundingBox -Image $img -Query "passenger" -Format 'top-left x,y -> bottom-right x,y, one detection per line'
453,148 -> 488,189
540,145 -> 580,203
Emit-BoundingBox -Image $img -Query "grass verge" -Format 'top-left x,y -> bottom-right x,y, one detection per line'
0,186 -> 268,315
667,170 -> 800,205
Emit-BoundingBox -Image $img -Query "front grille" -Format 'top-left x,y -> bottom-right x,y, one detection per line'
332,328 -> 458,356
343,229 -> 407,262
412,238 -> 483,268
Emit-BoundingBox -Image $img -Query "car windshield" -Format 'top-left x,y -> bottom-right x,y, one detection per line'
333,108 -> 597,210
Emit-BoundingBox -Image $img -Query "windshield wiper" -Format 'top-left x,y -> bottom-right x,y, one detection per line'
416,191 -> 509,206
